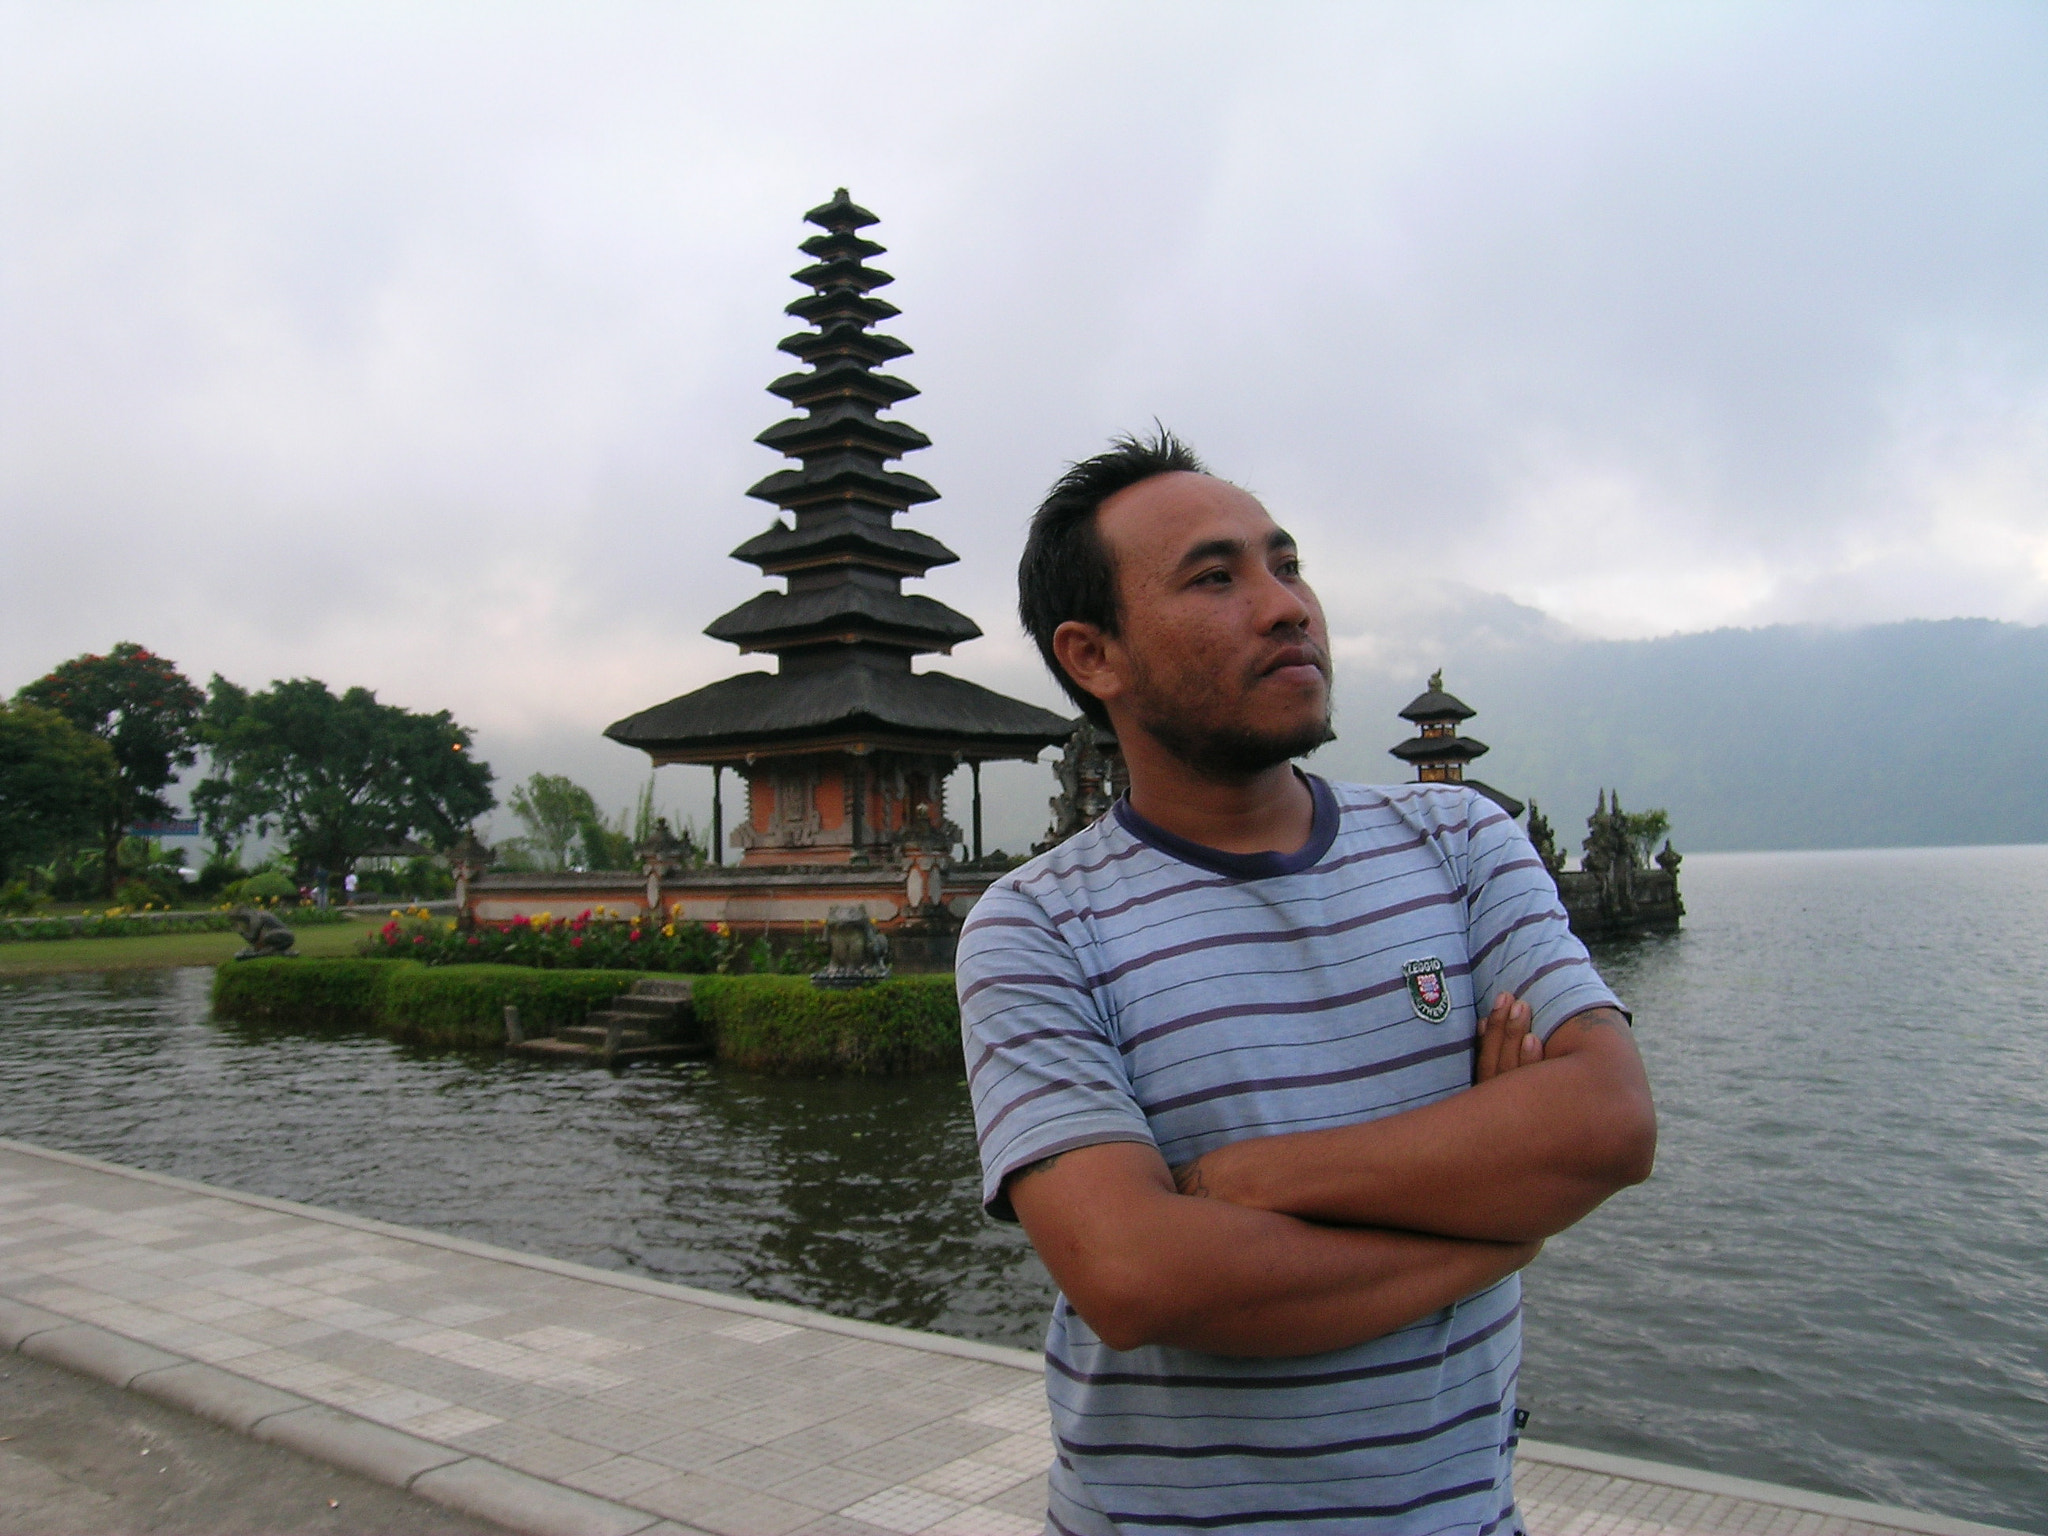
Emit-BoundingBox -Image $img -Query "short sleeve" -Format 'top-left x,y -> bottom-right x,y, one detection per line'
956,882 -> 1157,1221
1460,795 -> 1624,1040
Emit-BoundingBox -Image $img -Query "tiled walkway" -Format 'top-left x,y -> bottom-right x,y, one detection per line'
0,1140 -> 2018,1536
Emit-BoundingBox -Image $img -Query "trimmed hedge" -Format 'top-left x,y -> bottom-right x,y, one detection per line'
212,959 -> 968,1071
211,957 -> 391,1028
212,959 -> 642,1048
2,905 -> 352,943
693,974 -> 963,1075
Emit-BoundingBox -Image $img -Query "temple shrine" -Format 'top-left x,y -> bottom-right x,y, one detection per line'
1388,671 -> 1681,939
1387,671 -> 1524,817
468,191 -> 1071,964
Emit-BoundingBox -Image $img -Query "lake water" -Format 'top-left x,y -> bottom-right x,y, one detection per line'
1,845 -> 2043,1531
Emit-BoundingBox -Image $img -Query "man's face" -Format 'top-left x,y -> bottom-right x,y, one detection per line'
1091,471 -> 1334,777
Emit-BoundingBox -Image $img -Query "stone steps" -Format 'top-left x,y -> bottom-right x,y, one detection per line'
506,977 -> 711,1065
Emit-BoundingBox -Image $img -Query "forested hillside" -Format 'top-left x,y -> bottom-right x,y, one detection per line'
1323,619 -> 2048,852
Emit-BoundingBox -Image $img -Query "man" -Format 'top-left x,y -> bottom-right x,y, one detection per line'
957,431 -> 1656,1535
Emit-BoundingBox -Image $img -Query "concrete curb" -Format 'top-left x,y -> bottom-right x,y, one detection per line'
0,1303 -> 699,1536
1517,1439 -> 2028,1536
0,1136 -> 1039,1375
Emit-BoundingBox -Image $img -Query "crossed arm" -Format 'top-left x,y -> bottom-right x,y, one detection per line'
1005,1002 -> 1655,1358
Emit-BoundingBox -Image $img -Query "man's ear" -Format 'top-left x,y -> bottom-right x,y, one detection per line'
1052,620 -> 1126,711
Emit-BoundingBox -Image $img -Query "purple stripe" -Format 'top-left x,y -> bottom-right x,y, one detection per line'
967,1023 -> 1110,1080
1115,965 -> 1471,1056
1469,908 -> 1558,969
1086,888 -> 1463,989
1048,1300 -> 1519,1390
1143,1036 -> 1472,1116
1519,954 -> 1591,992
1041,829 -> 1440,929
1106,1478 -> 1498,1528
959,912 -> 1059,940
976,1075 -> 1128,1149
958,968 -> 1092,1008
1019,834 -> 1157,889
1058,1394 -> 1504,1460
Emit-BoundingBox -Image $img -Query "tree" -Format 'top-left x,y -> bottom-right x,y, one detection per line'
506,773 -> 599,871
502,772 -> 640,870
15,642 -> 204,896
1622,808 -> 1671,866
194,677 -> 494,876
0,701 -> 120,882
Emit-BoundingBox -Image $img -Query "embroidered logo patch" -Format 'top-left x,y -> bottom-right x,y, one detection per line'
1403,956 -> 1451,1023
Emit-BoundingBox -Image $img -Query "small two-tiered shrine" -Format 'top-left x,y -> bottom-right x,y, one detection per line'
604,189 -> 1070,866
1388,671 -> 1524,817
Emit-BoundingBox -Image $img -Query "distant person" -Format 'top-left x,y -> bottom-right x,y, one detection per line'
958,431 -> 1657,1536
343,871 -> 358,903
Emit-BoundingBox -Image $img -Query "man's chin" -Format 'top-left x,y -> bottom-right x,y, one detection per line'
1144,713 -> 1336,781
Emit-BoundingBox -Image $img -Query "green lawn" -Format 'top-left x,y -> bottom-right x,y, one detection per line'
0,919 -> 371,977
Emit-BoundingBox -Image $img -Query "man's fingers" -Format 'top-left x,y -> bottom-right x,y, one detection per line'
1475,993 -> 1514,1082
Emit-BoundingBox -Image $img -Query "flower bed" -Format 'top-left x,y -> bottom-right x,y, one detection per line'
360,907 -> 823,975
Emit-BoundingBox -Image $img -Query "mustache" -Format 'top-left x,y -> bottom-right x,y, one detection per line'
1252,636 -> 1332,681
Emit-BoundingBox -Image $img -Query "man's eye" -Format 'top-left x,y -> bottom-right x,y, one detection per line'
1194,569 -> 1231,586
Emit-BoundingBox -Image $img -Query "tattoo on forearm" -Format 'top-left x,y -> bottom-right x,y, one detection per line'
1173,1160 -> 1210,1198
1013,1150 -> 1067,1182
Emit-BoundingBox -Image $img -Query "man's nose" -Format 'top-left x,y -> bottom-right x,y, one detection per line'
1254,568 -> 1314,632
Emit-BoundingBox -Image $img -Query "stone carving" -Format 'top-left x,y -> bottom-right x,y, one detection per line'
636,817 -> 692,912
813,904 -> 891,989
1039,722 -> 1128,851
230,907 -> 296,959
1550,788 -> 1683,940
447,829 -> 491,925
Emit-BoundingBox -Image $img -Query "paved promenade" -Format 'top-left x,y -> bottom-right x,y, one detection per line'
0,1139 -> 2020,1536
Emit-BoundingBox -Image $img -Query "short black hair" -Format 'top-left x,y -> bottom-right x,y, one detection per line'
1018,428 -> 1207,727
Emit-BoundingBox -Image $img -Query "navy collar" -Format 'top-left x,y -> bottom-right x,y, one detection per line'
1114,772 -> 1339,879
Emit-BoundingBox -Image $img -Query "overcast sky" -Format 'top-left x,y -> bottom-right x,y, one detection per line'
3,2 -> 2044,852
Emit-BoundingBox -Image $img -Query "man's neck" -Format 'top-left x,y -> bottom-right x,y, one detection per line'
1118,732 -> 1316,857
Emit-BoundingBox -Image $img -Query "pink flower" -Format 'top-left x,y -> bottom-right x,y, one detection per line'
570,936 -> 584,949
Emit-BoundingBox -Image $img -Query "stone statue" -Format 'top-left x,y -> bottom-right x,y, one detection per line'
1039,721 -> 1128,851
812,904 -> 891,989
1656,840 -> 1683,876
230,907 -> 296,960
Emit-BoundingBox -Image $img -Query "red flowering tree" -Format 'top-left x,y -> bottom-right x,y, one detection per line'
15,643 -> 204,896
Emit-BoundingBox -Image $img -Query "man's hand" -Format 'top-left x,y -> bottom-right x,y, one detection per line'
1475,992 -> 1542,1083
1169,1004 -> 1654,1244
1010,1141 -> 1539,1357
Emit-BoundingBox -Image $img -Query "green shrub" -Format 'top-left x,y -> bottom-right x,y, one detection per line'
211,957 -> 391,1028
211,958 -> 642,1048
374,964 -> 643,1047
226,870 -> 299,903
693,974 -> 962,1075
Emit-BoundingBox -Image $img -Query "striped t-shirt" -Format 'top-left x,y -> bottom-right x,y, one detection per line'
957,777 -> 1621,1536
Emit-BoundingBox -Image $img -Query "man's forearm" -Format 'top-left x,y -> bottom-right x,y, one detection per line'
1179,1010 -> 1655,1242
1009,1143 -> 1536,1357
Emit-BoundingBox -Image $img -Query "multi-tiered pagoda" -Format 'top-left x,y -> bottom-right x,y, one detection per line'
606,190 -> 1070,867
1388,671 -> 1524,817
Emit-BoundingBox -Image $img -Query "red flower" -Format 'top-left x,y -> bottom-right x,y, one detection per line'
570,936 -> 584,949
412,935 -> 426,944
466,935 -> 480,947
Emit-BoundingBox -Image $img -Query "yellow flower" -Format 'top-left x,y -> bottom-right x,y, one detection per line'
661,923 -> 674,937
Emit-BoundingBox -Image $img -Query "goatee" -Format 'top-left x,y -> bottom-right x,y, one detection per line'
1139,707 -> 1337,782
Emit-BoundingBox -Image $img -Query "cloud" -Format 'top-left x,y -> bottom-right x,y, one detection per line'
2,1 -> 2044,830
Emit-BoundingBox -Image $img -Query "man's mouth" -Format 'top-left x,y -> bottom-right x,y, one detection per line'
1258,644 -> 1329,685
